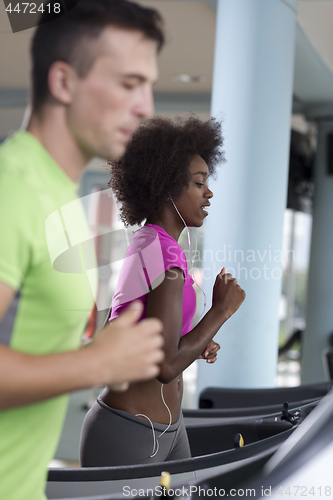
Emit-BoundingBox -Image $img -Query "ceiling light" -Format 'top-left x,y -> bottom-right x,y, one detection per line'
172,74 -> 207,83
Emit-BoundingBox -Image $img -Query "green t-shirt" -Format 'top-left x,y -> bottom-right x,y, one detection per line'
0,132 -> 96,500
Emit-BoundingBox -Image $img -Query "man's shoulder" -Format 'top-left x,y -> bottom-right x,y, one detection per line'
0,157 -> 40,222
0,132 -> 32,178
0,131 -> 62,209
0,162 -> 36,205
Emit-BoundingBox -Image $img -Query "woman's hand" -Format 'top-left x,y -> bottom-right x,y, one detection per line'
212,267 -> 246,322
199,340 -> 220,363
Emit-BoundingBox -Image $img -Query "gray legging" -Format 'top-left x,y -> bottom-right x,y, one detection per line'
79,397 -> 191,467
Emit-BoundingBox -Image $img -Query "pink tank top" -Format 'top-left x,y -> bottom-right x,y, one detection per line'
110,224 -> 196,337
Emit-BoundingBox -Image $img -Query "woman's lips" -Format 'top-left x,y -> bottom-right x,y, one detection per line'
201,203 -> 210,216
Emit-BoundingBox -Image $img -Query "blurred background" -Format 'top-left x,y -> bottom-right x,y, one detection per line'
1,0 -> 333,463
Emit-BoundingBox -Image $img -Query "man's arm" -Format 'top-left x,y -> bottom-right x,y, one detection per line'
0,281 -> 164,410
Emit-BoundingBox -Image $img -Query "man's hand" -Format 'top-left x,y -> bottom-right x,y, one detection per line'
199,340 -> 220,364
0,285 -> 164,409
83,301 -> 164,388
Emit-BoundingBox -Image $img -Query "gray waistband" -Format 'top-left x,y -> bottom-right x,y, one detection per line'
96,397 -> 182,433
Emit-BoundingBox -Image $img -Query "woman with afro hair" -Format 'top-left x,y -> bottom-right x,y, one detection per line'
80,115 -> 246,467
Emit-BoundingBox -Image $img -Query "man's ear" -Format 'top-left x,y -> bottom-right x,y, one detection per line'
48,61 -> 77,105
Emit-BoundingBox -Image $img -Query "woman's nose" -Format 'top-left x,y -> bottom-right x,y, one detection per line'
206,187 -> 213,198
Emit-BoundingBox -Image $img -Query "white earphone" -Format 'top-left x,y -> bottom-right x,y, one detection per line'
168,194 -> 207,319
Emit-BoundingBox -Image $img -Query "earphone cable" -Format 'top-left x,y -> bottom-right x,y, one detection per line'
135,383 -> 172,458
169,197 -> 207,320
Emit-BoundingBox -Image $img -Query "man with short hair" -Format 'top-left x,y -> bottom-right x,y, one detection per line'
0,2 -> 165,499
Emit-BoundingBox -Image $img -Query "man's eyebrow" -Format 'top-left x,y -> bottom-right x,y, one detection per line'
192,171 -> 208,177
121,74 -> 146,82
121,74 -> 158,85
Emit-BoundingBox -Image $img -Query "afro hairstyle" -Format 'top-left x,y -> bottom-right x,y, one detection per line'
108,115 -> 225,226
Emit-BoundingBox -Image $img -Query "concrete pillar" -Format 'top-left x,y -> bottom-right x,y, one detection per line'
301,115 -> 333,383
196,0 -> 298,396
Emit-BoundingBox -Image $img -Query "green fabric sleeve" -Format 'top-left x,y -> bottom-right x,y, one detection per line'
0,173 -> 41,290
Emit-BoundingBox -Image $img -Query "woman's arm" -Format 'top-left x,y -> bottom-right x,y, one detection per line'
146,267 -> 245,384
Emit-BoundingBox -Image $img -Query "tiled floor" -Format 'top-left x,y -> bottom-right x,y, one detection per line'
49,458 -> 80,468
276,359 -> 301,387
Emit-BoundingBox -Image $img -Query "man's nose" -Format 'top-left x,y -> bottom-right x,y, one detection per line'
135,86 -> 154,120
